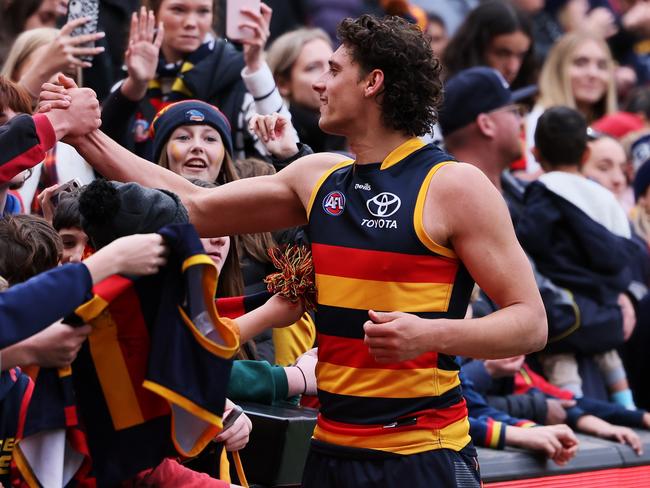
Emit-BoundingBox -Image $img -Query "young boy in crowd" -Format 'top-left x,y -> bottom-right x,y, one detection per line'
0,214 -> 91,369
519,106 -> 637,408
0,215 -> 147,486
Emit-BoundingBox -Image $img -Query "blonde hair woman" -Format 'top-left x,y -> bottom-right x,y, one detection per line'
524,31 -> 617,173
1,19 -> 104,100
266,27 -> 346,153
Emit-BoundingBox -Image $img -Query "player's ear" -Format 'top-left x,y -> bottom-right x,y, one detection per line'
363,69 -> 384,98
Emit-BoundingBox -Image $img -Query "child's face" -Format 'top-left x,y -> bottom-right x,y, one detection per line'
582,138 -> 627,196
166,124 -> 225,183
59,227 -> 89,264
200,235 -> 230,273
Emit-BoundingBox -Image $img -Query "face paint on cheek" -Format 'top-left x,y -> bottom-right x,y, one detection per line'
169,142 -> 183,163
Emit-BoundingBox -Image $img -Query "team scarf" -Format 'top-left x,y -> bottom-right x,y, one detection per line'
13,224 -> 240,487
132,39 -> 214,144
131,36 -> 246,150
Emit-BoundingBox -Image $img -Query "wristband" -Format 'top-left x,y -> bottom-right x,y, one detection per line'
296,365 -> 307,395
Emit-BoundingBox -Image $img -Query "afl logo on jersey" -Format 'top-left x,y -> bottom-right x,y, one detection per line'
323,191 -> 346,216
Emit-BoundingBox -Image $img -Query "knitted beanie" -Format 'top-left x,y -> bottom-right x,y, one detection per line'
634,159 -> 650,201
79,179 -> 189,249
150,100 -> 233,163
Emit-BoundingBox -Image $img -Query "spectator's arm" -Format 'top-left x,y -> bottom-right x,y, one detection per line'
576,396 -> 646,428
469,417 -> 507,449
0,114 -> 56,183
241,62 -> 298,157
0,264 -> 93,349
486,391 -> 548,425
227,360 -> 289,404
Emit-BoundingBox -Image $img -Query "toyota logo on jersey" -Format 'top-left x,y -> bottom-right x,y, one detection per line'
323,191 -> 346,216
366,192 -> 401,217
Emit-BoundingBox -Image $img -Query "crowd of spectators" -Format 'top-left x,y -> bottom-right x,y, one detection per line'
2,0 -> 650,485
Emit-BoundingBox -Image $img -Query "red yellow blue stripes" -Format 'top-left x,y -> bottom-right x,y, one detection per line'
485,418 -> 504,449
76,276 -> 170,431
314,401 -> 471,454
312,243 -> 458,282
313,243 -> 458,312
317,333 -> 438,370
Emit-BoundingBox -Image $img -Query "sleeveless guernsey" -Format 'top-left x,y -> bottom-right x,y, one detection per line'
307,138 -> 475,455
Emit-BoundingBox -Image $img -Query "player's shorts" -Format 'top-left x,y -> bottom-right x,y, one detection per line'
302,439 -> 482,488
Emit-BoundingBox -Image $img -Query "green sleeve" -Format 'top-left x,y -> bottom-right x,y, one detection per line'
227,360 -> 289,404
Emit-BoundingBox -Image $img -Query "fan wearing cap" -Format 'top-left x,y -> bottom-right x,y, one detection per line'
150,101 -> 284,351
151,100 -> 238,186
440,67 -> 529,192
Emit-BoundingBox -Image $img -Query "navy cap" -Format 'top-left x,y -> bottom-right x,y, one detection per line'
634,158 -> 650,201
151,100 -> 233,163
439,67 -> 535,136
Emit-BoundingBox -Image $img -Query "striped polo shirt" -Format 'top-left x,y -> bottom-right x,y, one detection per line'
307,138 -> 475,455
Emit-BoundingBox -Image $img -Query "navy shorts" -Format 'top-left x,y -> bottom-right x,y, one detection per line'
302,440 -> 481,488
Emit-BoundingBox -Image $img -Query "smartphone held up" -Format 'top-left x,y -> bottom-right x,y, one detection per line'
226,0 -> 261,41
51,179 -> 82,207
66,0 -> 100,62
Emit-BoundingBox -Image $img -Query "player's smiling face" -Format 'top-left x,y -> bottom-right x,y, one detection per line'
312,45 -> 366,137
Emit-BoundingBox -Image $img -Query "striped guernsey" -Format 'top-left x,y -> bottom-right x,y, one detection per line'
307,138 -> 475,455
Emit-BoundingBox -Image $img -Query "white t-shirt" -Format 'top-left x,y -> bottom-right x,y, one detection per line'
539,171 -> 631,238
18,142 -> 96,212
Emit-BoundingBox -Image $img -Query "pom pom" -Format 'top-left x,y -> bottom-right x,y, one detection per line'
78,179 -> 120,227
264,246 -> 317,312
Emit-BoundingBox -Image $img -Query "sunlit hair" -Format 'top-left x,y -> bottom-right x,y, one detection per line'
538,31 -> 616,122
0,214 -> 62,285
1,27 -> 58,81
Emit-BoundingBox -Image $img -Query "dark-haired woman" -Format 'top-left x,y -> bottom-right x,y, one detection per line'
443,0 -> 536,90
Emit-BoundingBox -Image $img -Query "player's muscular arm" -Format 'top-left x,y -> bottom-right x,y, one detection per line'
190,153 -> 344,236
364,163 -> 546,363
424,163 -> 547,357
73,130 -> 345,236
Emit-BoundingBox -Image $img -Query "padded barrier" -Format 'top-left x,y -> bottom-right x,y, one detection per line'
240,403 -> 650,487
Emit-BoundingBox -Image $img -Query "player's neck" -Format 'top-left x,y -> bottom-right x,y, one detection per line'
349,129 -> 412,165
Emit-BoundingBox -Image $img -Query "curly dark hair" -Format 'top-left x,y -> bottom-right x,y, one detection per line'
337,14 -> 442,137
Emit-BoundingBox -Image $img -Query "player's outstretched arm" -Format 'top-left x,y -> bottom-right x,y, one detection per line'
364,163 -> 547,362
72,129 -> 343,237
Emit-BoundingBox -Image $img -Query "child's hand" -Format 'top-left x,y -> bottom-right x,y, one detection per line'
597,424 -> 643,455
267,294 -> 305,328
37,183 -> 60,224
248,112 -> 298,159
